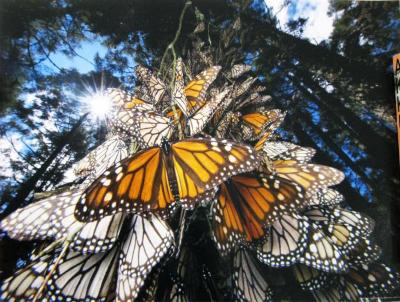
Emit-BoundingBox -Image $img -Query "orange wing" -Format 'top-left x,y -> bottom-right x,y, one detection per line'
254,132 -> 272,152
75,138 -> 260,222
273,160 -> 345,196
241,112 -> 273,135
123,97 -> 147,109
242,110 -> 285,141
184,66 -> 221,115
172,138 -> 260,207
75,147 -> 174,222
212,173 -> 305,255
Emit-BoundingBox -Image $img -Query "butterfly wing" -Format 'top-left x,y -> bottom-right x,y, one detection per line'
262,141 -> 316,164
231,77 -> 257,100
187,88 -> 230,136
172,138 -> 260,208
345,261 -> 399,298
212,173 -> 305,255
273,160 -> 345,196
70,213 -> 125,254
347,237 -> 381,266
233,248 -> 273,302
236,93 -> 271,111
0,195 -> 58,241
30,189 -> 124,254
75,147 -> 176,222
116,110 -> 173,148
73,135 -> 129,182
0,254 -> 52,301
214,111 -> 241,139
254,113 -> 286,152
293,264 -> 332,291
44,247 -> 119,301
107,88 -> 153,111
173,58 -> 191,117
117,215 -> 174,302
304,207 -> 373,255
298,224 -> 347,273
305,188 -> 344,208
241,110 -> 283,140
136,65 -> 167,105
184,66 -> 221,116
229,64 -> 252,79
256,214 -> 309,267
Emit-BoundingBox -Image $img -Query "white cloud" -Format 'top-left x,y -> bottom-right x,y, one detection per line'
265,0 -> 334,44
267,0 -> 289,28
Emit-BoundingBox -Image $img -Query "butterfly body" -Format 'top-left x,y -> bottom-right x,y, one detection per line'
161,138 -> 181,203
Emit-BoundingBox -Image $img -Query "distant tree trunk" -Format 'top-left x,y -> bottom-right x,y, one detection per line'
284,111 -> 364,205
291,68 -> 397,173
4,113 -> 88,216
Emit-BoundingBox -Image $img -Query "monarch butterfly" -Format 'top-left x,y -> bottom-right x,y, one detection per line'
293,264 -> 332,291
0,254 -> 53,302
241,110 -> 285,141
312,285 -> 342,302
256,214 -> 310,267
345,261 -> 399,298
0,193 -> 60,241
75,138 -> 259,222
72,134 -> 129,182
211,173 -> 305,255
236,93 -> 271,111
135,266 -> 162,302
253,85 -> 267,93
229,64 -> 252,79
173,58 -> 221,117
117,215 -> 174,302
261,141 -> 316,164
233,248 -> 273,302
272,160 -> 345,197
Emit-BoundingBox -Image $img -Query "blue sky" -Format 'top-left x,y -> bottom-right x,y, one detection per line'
44,40 -> 108,73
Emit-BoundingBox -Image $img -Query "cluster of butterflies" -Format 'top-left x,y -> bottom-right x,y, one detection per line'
0,59 -> 398,302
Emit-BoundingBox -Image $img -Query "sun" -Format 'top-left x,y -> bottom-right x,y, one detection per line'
81,90 -> 113,119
